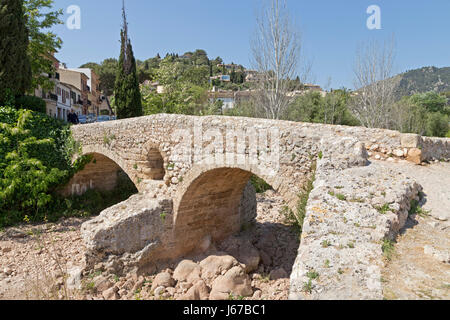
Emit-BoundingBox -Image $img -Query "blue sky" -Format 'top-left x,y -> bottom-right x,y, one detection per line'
53,0 -> 450,89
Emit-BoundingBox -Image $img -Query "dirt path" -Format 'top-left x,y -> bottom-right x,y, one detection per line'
377,160 -> 450,300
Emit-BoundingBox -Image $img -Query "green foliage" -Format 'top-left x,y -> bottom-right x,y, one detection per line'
392,91 -> 449,137
81,59 -> 118,96
376,204 -> 391,215
0,106 -> 88,227
0,0 -> 32,103
114,7 -> 142,119
306,270 -> 319,280
408,200 -> 430,218
410,91 -> 449,115
302,280 -> 313,294
382,239 -> 395,261
24,0 -> 63,91
426,112 -> 449,138
395,66 -> 450,99
283,161 -> 317,236
283,90 -> 359,126
14,95 -> 46,113
250,175 -> 272,194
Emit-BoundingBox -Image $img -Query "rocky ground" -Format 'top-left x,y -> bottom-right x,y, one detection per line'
0,190 -> 300,300
1,161 -> 448,300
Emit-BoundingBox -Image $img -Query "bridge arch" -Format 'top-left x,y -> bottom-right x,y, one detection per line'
59,145 -> 139,197
172,162 -> 298,255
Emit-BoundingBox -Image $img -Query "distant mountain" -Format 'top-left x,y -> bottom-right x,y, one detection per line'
394,66 -> 450,98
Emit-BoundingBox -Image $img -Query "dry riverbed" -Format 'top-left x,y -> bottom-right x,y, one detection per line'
0,190 -> 299,300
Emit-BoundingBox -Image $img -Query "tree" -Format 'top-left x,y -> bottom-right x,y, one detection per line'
251,0 -> 309,119
114,1 -> 142,119
0,0 -> 32,104
410,91 -> 449,115
24,0 -> 63,91
350,36 -> 397,128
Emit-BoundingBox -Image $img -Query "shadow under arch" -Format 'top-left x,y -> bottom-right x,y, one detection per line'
172,163 -> 297,256
60,147 -> 138,197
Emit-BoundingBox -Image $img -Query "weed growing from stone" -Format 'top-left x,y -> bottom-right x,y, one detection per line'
302,280 -> 313,294
321,240 -> 331,248
306,270 -> 319,280
382,239 -> 395,261
376,204 -> 391,214
409,200 -> 430,217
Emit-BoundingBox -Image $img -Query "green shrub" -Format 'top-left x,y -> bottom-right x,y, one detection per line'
14,95 -> 46,114
0,106 -> 87,227
426,112 -> 449,137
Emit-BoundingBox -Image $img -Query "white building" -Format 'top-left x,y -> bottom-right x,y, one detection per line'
55,82 -> 72,121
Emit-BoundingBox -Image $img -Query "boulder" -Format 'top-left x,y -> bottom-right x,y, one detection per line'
200,255 -> 239,284
407,148 -> 423,164
209,266 -> 253,300
179,280 -> 210,300
269,267 -> 288,280
151,272 -> 175,291
102,287 -> 119,300
94,275 -> 114,292
221,238 -> 260,273
173,260 -> 201,284
66,267 -> 83,290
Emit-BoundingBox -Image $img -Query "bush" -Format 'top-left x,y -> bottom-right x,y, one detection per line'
426,112 -> 449,137
0,106 -> 86,227
14,95 -> 46,114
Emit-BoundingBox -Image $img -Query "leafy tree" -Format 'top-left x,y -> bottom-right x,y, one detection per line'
426,112 -> 448,137
80,59 -> 118,96
24,0 -> 63,91
0,0 -> 32,103
114,2 -> 142,119
410,91 -> 449,115
283,90 -> 358,126
391,93 -> 449,137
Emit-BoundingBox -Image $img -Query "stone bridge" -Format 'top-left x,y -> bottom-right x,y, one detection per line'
68,114 -> 450,300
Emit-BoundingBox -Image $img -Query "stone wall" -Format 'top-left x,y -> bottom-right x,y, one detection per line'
289,138 -> 422,300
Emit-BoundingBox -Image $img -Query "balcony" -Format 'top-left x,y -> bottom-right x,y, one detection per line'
42,92 -> 58,101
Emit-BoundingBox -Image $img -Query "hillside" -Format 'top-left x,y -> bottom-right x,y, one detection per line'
394,66 -> 450,98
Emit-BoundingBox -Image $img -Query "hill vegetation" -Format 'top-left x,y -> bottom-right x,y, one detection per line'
394,66 -> 450,99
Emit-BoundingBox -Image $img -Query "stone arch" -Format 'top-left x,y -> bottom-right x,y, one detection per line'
172,163 -> 298,256
59,145 -> 139,196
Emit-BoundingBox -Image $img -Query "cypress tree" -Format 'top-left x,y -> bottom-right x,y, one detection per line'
114,0 -> 142,119
0,0 -> 32,104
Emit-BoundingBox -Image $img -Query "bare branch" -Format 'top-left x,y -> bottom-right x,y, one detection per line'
251,0 -> 309,119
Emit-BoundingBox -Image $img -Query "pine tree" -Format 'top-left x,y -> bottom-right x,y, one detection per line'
114,0 -> 142,119
0,0 -> 32,104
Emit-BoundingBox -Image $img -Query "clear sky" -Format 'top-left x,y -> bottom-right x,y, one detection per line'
53,0 -> 450,89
